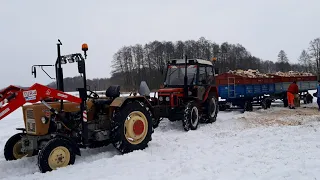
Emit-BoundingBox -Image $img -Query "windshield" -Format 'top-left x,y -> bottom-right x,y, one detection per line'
164,65 -> 197,86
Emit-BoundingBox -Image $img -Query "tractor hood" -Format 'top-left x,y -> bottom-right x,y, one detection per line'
158,88 -> 184,93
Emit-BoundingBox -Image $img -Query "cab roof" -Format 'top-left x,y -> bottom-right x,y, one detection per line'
167,59 -> 213,66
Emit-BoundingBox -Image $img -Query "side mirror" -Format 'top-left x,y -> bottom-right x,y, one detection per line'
78,61 -> 85,74
32,66 -> 37,78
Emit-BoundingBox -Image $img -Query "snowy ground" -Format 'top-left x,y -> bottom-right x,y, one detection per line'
1,93 -> 320,179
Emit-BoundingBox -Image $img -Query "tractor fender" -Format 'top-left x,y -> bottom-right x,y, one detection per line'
110,96 -> 152,108
110,96 -> 155,119
203,86 -> 219,102
51,133 -> 81,156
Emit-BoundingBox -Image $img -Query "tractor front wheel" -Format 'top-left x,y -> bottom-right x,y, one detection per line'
183,101 -> 199,131
111,100 -> 153,154
37,138 -> 76,173
4,133 -> 29,161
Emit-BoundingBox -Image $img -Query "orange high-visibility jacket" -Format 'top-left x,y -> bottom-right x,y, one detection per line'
287,83 -> 299,94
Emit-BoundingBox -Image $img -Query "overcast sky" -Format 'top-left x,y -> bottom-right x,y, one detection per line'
1,0 -> 319,89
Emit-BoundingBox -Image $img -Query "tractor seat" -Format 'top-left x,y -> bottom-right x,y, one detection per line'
94,85 -> 121,106
105,85 -> 120,98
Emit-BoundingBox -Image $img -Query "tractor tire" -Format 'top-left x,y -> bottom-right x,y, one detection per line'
37,138 -> 76,173
110,100 -> 153,154
182,101 -> 199,131
4,133 -> 30,161
219,104 -> 227,111
201,94 -> 219,123
152,117 -> 160,129
144,105 -> 159,129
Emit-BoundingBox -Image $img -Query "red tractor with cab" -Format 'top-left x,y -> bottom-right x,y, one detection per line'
151,56 -> 219,131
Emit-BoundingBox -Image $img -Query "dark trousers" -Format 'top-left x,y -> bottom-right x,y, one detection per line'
317,98 -> 320,110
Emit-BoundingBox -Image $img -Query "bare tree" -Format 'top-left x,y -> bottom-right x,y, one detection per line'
309,38 -> 320,78
277,50 -> 290,71
298,49 -> 311,72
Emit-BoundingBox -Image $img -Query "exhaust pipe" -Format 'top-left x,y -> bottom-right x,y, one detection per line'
184,55 -> 188,99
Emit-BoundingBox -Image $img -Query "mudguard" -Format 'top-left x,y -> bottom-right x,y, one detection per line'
109,96 -> 151,108
203,86 -> 219,102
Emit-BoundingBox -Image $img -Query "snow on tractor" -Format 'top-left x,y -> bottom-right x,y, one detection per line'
150,56 -> 219,131
0,40 -> 154,173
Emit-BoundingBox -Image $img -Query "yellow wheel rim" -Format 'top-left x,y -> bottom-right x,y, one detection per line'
48,146 -> 70,170
124,111 -> 148,145
13,141 -> 27,159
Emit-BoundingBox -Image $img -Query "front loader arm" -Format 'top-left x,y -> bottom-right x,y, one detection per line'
0,83 -> 82,121
0,85 -> 26,107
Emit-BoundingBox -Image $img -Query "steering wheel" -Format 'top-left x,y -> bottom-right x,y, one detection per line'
87,90 -> 99,99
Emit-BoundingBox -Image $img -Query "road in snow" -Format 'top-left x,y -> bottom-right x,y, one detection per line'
0,97 -> 320,179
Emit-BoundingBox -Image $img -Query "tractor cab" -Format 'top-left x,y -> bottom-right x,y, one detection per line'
152,56 -> 219,131
162,58 -> 217,100
164,58 -> 216,88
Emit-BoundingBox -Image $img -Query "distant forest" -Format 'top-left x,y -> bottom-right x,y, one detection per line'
47,37 -> 320,92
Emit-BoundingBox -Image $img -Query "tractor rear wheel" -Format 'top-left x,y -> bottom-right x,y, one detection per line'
4,133 -> 29,161
110,100 -> 153,154
37,138 -> 76,173
183,101 -> 199,131
201,94 -> 219,123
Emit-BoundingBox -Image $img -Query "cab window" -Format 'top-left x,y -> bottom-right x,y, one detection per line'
198,66 -> 207,85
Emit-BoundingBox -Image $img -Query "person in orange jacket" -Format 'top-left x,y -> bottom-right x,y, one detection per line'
287,81 -> 299,109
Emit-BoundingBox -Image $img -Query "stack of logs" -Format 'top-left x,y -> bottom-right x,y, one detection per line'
274,71 -> 314,77
227,69 -> 314,78
227,69 -> 273,78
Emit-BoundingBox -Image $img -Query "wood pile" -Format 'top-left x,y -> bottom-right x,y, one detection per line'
274,71 -> 314,77
227,69 -> 314,78
227,69 -> 272,78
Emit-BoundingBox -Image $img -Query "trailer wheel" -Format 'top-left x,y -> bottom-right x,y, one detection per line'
267,99 -> 272,108
183,101 -> 199,131
303,96 -> 307,104
4,133 -> 29,161
37,138 -> 76,173
110,100 -> 153,154
262,98 -> 272,109
283,98 -> 288,107
244,101 -> 253,111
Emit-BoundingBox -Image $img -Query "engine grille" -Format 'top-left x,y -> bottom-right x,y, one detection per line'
159,96 -> 170,105
26,109 -> 34,119
26,109 -> 36,133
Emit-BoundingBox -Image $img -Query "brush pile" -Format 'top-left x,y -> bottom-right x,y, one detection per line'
227,69 -> 272,78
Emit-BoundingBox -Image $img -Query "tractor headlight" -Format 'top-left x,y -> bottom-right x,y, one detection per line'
165,97 -> 170,101
41,117 -> 49,124
159,96 -> 163,101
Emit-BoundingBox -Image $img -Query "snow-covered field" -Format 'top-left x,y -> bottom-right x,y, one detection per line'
1,92 -> 320,180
